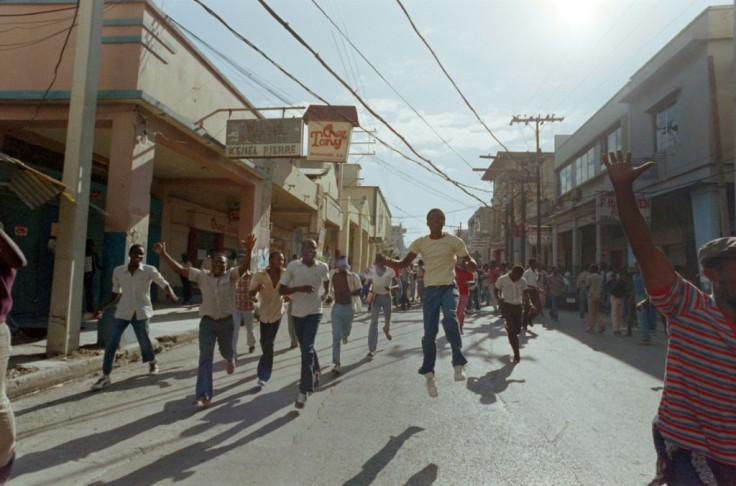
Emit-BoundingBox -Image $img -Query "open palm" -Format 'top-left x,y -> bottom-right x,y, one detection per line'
603,150 -> 655,186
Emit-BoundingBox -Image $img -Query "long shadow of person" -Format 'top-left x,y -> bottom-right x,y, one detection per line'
405,463 -> 438,485
466,356 -> 525,405
343,426 -> 425,486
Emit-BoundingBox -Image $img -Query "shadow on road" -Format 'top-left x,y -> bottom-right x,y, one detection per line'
343,426 -> 425,486
466,355 -> 525,404
405,463 -> 438,485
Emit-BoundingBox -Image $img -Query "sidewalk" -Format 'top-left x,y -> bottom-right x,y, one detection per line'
7,304 -> 204,400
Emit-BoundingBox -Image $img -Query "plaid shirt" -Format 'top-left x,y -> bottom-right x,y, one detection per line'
234,273 -> 254,311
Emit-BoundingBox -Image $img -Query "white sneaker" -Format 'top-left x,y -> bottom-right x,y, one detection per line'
91,375 -> 111,391
425,372 -> 438,398
149,361 -> 159,375
295,392 -> 307,409
454,365 -> 467,382
332,364 -> 342,374
257,379 -> 267,387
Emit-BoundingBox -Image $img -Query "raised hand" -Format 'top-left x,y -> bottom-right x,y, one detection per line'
152,242 -> 165,255
602,150 -> 656,187
240,233 -> 257,249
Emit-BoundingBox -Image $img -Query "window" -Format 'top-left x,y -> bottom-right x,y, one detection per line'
605,126 -> 622,170
573,146 -> 596,186
655,102 -> 678,153
586,147 -> 595,180
559,165 -> 572,194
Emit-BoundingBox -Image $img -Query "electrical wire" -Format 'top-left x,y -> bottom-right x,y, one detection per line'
0,6 -> 78,17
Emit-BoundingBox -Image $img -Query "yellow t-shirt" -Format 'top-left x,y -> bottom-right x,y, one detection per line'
408,233 -> 469,287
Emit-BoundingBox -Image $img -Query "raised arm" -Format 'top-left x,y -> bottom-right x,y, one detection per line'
380,252 -> 417,269
236,233 -> 256,277
152,242 -> 190,278
0,227 -> 26,269
603,151 -> 675,291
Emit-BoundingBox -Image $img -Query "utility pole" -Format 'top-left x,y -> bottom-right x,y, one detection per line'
46,1 -> 103,356
510,114 -> 564,263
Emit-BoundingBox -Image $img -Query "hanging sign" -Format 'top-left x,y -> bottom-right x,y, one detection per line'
226,118 -> 303,158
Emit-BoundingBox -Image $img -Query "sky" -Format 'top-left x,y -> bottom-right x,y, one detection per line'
153,0 -> 730,244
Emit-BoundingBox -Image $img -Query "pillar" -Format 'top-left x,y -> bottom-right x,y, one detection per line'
691,184 -> 721,289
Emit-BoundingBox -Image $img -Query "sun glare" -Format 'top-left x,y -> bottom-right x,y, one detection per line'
554,0 -> 594,30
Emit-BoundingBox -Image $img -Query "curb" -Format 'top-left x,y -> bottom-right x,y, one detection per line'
7,329 -> 200,400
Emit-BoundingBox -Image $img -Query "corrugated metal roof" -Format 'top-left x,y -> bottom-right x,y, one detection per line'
0,152 -> 74,209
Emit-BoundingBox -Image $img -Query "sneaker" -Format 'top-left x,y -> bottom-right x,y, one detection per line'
149,361 -> 159,375
332,364 -> 342,374
425,372 -> 438,398
367,351 -> 376,359
192,394 -> 211,407
454,365 -> 467,382
638,339 -> 652,345
257,379 -> 267,387
295,392 -> 307,409
91,375 -> 111,391
383,327 -> 392,341
226,360 -> 235,375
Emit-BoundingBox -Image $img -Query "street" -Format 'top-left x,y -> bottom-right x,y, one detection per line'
11,304 -> 665,486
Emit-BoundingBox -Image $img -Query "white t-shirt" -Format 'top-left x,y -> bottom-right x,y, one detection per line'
189,267 -> 240,320
495,274 -> 528,305
280,260 -> 329,318
522,268 -> 540,288
112,264 -> 170,320
365,266 -> 397,295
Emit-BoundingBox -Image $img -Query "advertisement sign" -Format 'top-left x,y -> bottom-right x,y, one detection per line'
470,237 -> 489,248
306,120 -> 353,162
225,118 -> 303,158
527,226 -> 552,246
596,193 -> 651,224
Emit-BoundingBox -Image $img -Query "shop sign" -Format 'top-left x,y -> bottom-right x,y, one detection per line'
470,237 -> 489,248
527,226 -> 552,246
306,120 -> 353,163
368,237 -> 383,244
225,118 -> 303,158
596,193 -> 651,224
192,212 -> 238,236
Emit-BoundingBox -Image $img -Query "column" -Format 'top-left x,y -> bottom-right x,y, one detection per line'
691,184 -> 721,289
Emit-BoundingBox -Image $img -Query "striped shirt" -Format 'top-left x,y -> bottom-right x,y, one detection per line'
649,274 -> 736,466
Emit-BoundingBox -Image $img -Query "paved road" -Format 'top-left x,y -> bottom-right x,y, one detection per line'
11,305 -> 666,485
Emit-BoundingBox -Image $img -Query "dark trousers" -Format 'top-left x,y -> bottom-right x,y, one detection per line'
257,319 -> 281,382
180,276 -> 192,304
523,288 -> 541,328
292,314 -> 322,393
84,272 -> 95,313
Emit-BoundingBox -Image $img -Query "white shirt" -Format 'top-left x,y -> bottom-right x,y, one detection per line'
280,260 -> 329,318
112,264 -> 170,320
522,268 -> 540,288
189,267 -> 240,320
250,268 -> 285,324
365,266 -> 397,295
495,274 -> 528,305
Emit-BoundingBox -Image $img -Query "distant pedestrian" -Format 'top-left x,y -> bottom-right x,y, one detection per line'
576,266 -> 591,319
154,235 -> 255,406
381,208 -> 474,398
415,260 -> 425,302
488,260 -> 502,313
522,259 -> 542,329
365,254 -> 397,354
91,244 -> 178,391
326,256 -> 362,374
455,261 -> 475,334
249,251 -> 287,387
494,265 -> 530,362
279,239 -> 330,409
604,150 -> 736,484
632,263 -> 654,345
547,266 -> 564,322
233,251 -> 257,357
585,264 -> 604,333
83,239 -> 101,314
0,226 -> 27,483
608,272 -> 628,335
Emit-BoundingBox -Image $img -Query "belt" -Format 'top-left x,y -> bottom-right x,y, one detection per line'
205,315 -> 232,322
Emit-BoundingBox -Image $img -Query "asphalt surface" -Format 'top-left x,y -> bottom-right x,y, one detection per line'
8,303 -> 667,485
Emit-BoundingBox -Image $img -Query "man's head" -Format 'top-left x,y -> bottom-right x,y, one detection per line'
699,237 -> 736,306
301,239 -> 317,264
426,208 -> 445,233
269,251 -> 285,269
374,253 -> 386,267
551,265 -> 559,274
211,252 -> 229,276
335,256 -> 349,272
528,259 -> 537,269
590,264 -> 599,273
699,237 -> 736,270
236,252 -> 248,267
509,265 -> 524,282
129,244 -> 145,264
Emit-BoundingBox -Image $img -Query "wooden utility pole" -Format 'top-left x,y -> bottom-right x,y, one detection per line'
510,115 -> 564,262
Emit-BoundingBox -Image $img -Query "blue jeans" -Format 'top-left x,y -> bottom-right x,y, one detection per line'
257,319 -> 281,382
232,308 -> 255,359
292,313 -> 322,394
578,289 -> 588,318
102,315 -> 156,376
418,285 -> 467,375
331,304 -> 354,365
196,315 -> 234,400
549,294 -> 560,321
636,293 -> 655,341
369,294 -> 392,352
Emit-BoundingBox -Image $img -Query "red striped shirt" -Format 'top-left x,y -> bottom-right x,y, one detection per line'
649,274 -> 736,465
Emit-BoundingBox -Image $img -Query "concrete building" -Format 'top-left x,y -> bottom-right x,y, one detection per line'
0,1 -> 390,348
551,5 -> 734,281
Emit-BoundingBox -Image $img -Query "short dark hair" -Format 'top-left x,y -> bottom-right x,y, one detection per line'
269,251 -> 283,262
427,208 -> 445,219
129,244 -> 144,256
511,265 -> 524,276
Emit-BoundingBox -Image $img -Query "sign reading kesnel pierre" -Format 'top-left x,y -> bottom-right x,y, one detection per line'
226,118 -> 303,158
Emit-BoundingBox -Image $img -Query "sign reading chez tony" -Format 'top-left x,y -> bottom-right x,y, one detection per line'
226,118 -> 303,158
596,193 -> 651,224
306,120 -> 353,162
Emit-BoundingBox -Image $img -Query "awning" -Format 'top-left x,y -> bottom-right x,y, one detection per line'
0,152 -> 74,209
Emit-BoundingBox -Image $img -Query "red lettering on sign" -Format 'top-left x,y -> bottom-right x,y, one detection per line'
310,123 -> 348,150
